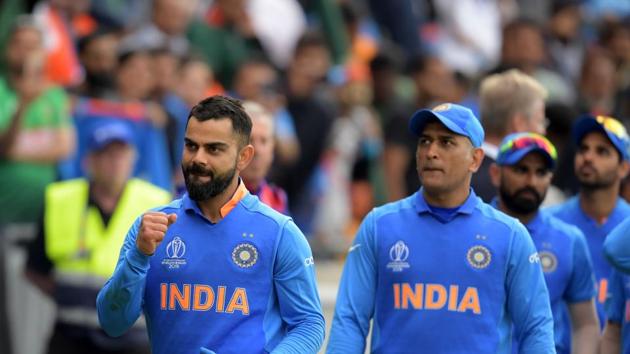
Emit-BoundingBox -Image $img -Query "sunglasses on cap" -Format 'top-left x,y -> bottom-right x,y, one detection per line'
499,133 -> 558,161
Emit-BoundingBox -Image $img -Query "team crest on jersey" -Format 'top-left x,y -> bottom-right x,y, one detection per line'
161,236 -> 187,269
467,245 -> 491,269
538,251 -> 557,273
232,243 -> 258,268
387,241 -> 410,272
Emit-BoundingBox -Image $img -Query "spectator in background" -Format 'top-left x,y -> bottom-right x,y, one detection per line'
26,120 -> 171,354
548,114 -> 630,328
33,0 -> 95,87
369,53 -> 415,201
271,31 -> 336,235
0,15 -> 75,226
546,0 -> 586,85
176,56 -> 217,109
490,132 -> 599,354
232,59 -> 300,166
474,69 -> 549,203
241,101 -> 288,214
576,47 -> 618,117
496,18 -> 574,105
75,28 -> 119,98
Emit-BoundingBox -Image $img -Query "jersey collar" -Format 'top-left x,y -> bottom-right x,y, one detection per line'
415,187 -> 479,216
182,179 -> 250,220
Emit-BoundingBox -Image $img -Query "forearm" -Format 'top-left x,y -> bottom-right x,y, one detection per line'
572,323 -> 600,354
97,247 -> 149,337
8,128 -> 75,163
271,313 -> 325,354
600,322 -> 622,354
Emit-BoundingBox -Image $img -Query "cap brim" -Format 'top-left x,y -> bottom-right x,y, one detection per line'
573,116 -> 606,146
409,110 -> 469,138
499,147 -> 555,169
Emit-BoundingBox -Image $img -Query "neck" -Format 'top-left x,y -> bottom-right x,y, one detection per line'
579,185 -> 619,224
484,135 -> 502,147
498,199 -> 537,224
196,178 -> 240,223
91,182 -> 125,214
243,179 -> 261,194
423,183 -> 470,208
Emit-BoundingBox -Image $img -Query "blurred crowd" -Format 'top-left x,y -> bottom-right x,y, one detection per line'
2,0 -> 630,352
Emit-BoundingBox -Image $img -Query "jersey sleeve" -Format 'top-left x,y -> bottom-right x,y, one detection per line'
96,217 -> 150,337
326,211 -> 378,354
506,222 -> 555,354
565,228 -> 597,302
605,269 -> 626,324
271,219 -> 325,354
604,218 -> 630,274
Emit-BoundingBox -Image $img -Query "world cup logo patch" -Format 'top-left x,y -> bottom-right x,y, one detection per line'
467,245 -> 491,269
161,236 -> 187,269
232,243 -> 258,268
538,251 -> 557,273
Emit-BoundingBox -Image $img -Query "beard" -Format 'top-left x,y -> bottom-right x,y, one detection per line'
182,161 -> 237,201
499,183 -> 546,215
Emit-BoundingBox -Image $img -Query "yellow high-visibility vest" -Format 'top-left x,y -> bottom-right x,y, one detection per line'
44,178 -> 171,278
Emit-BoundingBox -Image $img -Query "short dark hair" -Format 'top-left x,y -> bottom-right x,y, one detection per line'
187,95 -> 252,147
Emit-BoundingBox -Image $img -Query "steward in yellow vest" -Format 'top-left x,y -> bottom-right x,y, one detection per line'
26,120 -> 171,354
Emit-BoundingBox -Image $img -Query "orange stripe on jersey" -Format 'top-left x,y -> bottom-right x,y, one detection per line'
219,181 -> 249,218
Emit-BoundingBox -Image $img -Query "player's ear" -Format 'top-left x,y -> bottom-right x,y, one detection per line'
237,143 -> 254,172
469,147 -> 485,173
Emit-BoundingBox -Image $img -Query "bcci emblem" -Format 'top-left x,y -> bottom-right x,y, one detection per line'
467,245 -> 491,269
387,241 -> 410,272
433,103 -> 451,112
538,251 -> 558,273
161,236 -> 187,269
232,243 -> 258,268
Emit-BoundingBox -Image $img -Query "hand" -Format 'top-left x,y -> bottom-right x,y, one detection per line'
136,212 -> 177,256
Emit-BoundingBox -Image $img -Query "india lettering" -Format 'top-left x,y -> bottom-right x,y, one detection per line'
160,283 -> 250,315
393,283 -> 481,314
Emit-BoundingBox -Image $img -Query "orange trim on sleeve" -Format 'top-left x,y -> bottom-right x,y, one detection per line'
219,181 -> 249,218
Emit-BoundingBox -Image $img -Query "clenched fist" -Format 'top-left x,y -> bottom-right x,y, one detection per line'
137,212 -> 177,256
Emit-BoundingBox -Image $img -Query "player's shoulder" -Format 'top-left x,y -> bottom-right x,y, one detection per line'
544,196 -> 579,218
150,198 -> 184,214
370,193 -> 417,221
474,200 -> 525,232
539,210 -> 584,243
241,193 -> 292,228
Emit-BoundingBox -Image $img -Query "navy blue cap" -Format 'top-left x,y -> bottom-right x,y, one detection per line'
88,120 -> 134,152
572,114 -> 630,161
409,103 -> 484,147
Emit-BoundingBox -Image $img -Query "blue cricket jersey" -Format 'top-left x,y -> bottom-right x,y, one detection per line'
547,196 -> 630,325
97,186 -> 325,354
604,217 -> 630,274
520,210 -> 596,354
605,269 -> 630,354
327,189 -> 555,354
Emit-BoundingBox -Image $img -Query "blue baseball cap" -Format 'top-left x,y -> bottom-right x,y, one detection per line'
409,103 -> 484,147
88,120 -> 134,152
572,114 -> 630,161
496,132 -> 557,169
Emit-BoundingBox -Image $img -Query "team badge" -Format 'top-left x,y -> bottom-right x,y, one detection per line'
232,243 -> 258,268
161,236 -> 187,269
538,251 -> 557,273
433,103 -> 451,112
467,245 -> 491,269
387,241 -> 410,272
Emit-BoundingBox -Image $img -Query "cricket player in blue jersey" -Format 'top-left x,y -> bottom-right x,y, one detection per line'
327,103 -> 555,354
604,217 -> 630,274
96,96 -> 325,354
547,114 -> 630,326
600,269 -> 630,353
490,132 -> 599,354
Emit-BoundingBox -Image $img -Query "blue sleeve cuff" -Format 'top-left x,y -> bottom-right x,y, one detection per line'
126,247 -> 151,271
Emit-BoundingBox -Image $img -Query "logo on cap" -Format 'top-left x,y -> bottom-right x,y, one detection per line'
433,103 -> 451,112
